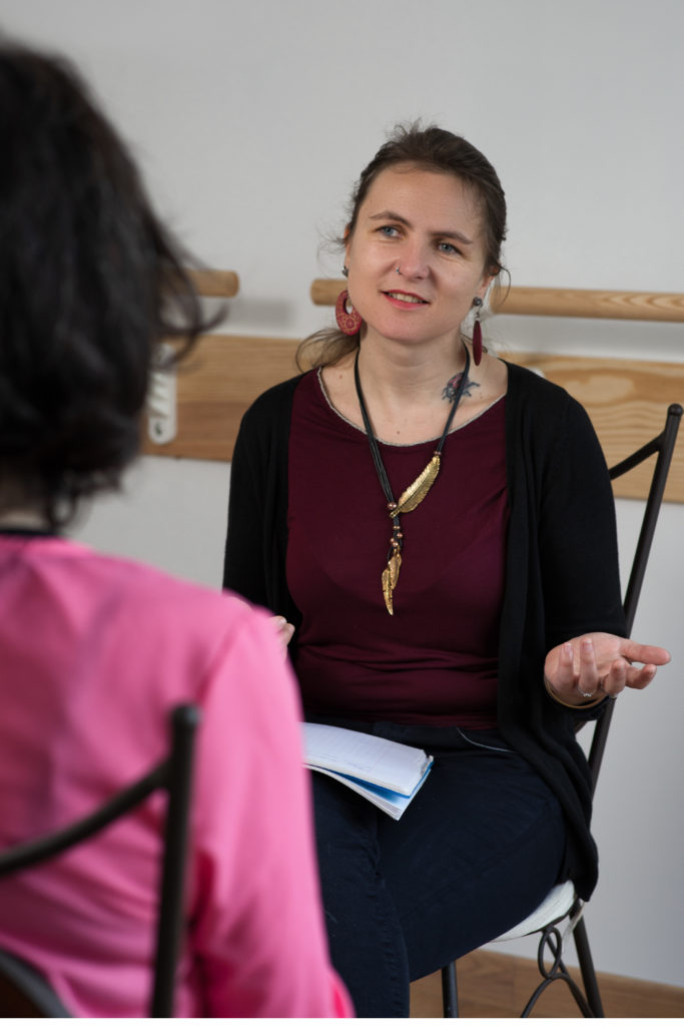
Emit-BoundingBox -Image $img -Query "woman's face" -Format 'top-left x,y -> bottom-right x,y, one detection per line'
344,163 -> 494,351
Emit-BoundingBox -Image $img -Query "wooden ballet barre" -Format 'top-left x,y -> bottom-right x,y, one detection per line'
310,279 -> 684,323
187,269 -> 240,298
490,286 -> 684,322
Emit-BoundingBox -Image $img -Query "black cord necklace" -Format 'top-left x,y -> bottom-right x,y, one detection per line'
353,343 -> 471,615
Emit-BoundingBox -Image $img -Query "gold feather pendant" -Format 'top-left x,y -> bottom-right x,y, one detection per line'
353,344 -> 470,616
381,551 -> 402,615
392,454 -> 441,517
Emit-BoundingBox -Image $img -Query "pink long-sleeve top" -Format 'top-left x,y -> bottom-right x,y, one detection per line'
0,534 -> 351,1018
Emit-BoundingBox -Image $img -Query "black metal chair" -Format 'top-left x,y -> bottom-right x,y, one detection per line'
0,703 -> 200,1018
441,402 -> 683,1018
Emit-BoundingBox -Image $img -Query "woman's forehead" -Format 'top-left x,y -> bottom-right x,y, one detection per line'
358,164 -> 484,228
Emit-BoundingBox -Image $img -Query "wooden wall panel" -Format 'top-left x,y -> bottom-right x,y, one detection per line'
142,334 -> 299,462
506,351 -> 684,502
142,334 -> 684,503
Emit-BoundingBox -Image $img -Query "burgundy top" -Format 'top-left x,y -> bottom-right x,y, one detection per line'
287,370 -> 509,727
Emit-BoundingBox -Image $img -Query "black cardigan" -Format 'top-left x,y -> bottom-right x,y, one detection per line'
223,361 -> 627,899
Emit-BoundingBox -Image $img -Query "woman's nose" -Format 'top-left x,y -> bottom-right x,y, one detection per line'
395,239 -> 430,279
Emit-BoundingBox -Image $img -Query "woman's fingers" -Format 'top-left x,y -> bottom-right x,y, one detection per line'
544,633 -> 670,706
624,661 -> 658,690
619,639 -> 671,667
577,636 -> 601,696
600,657 -> 627,697
271,615 -> 295,653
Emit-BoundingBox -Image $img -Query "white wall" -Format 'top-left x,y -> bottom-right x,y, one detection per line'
1,0 -> 682,989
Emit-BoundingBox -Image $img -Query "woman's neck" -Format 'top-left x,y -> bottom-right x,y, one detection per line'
355,329 -> 469,407
342,337 -> 470,446
321,331 -> 500,447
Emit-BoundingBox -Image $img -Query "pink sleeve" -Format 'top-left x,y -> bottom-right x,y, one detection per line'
187,604 -> 352,1018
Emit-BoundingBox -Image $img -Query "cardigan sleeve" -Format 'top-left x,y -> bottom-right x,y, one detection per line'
537,393 -> 627,650
223,377 -> 302,630
222,403 -> 270,606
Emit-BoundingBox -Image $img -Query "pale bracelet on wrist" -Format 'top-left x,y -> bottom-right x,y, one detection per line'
543,676 -> 607,710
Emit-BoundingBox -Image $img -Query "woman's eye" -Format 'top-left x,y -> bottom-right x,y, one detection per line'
378,225 -> 400,238
438,241 -> 460,255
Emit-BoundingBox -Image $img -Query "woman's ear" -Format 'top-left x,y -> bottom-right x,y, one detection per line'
477,266 -> 499,301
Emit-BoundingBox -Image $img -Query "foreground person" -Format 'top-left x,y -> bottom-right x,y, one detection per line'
0,43 -> 350,1018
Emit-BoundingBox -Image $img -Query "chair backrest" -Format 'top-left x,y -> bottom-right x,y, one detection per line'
0,947 -> 72,1016
0,703 -> 200,1018
587,402 -> 682,794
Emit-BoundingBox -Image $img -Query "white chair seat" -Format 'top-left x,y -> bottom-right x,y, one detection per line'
493,880 -> 576,941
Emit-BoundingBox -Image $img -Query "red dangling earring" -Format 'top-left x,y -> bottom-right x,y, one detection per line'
335,289 -> 363,337
471,297 -> 483,366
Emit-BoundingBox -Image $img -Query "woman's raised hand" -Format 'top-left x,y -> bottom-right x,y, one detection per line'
544,632 -> 671,706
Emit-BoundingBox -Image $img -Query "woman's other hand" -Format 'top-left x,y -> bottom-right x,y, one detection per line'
271,616 -> 295,656
544,632 -> 671,706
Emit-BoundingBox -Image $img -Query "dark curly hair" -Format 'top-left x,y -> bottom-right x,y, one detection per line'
0,43 -> 216,528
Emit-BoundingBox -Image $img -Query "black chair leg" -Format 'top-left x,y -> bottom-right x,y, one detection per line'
573,915 -> 604,1017
441,962 -> 459,1017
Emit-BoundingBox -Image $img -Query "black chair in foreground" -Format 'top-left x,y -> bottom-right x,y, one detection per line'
440,402 -> 682,1018
0,703 -> 200,1018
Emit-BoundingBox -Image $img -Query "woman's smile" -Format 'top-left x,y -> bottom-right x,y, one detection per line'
383,289 -> 429,308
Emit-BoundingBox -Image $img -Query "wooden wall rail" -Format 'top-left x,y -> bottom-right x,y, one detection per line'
311,278 -> 684,323
188,268 -> 240,297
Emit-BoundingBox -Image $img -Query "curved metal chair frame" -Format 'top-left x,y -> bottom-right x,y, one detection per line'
0,703 -> 199,1018
441,402 -> 682,1018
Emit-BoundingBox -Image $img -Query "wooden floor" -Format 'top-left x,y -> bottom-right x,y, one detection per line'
409,950 -> 684,1018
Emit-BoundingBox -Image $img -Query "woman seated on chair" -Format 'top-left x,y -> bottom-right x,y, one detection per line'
0,43 -> 351,1018
223,122 -> 671,1017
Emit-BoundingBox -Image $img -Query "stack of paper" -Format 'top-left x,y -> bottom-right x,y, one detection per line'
302,722 -> 434,820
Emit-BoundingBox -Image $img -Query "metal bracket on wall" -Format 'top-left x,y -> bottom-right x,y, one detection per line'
147,343 -> 177,445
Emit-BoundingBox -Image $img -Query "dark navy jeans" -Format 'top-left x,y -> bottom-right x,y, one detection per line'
308,718 -> 567,1017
